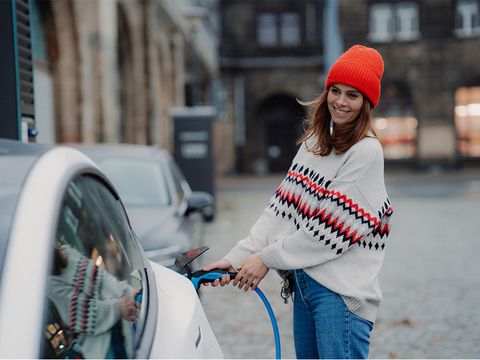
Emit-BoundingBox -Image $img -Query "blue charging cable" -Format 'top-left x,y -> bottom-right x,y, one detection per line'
189,270 -> 281,359
254,287 -> 281,359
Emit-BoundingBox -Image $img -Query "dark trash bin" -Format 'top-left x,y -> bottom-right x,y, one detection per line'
171,106 -> 216,221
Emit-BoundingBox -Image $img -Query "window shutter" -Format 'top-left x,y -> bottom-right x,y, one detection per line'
16,0 -> 35,117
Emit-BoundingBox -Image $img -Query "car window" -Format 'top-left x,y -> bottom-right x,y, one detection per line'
98,158 -> 171,207
43,175 -> 147,359
166,158 -> 190,203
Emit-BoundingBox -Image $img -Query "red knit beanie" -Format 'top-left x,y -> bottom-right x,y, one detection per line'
325,45 -> 384,108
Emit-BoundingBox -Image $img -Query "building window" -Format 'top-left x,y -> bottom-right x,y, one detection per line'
280,12 -> 301,46
455,86 -> 480,157
257,11 -> 301,47
369,2 -> 420,43
454,0 -> 480,37
369,3 -> 395,42
396,2 -> 420,40
257,13 -> 278,46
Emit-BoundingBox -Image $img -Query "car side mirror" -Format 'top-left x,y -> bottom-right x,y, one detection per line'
185,191 -> 213,216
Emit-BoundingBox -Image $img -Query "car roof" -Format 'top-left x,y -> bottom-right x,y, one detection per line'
0,139 -> 53,272
0,138 -> 52,174
71,143 -> 172,161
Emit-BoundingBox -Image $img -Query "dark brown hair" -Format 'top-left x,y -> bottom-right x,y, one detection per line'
298,88 -> 377,156
53,245 -> 68,275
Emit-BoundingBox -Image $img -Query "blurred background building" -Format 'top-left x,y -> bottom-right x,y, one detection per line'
30,0 -> 221,152
4,0 -> 480,175
220,0 -> 331,174
220,0 -> 480,173
341,0 -> 480,167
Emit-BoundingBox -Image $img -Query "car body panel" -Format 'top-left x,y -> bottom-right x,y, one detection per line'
0,145 -> 101,357
0,140 -> 222,358
149,261 -> 222,358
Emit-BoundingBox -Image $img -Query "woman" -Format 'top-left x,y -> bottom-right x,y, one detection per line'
204,45 -> 393,359
48,244 -> 139,358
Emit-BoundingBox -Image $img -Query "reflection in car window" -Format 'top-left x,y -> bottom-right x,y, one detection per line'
43,175 -> 146,359
99,159 -> 170,207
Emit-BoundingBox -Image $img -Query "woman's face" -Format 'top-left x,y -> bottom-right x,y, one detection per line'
327,84 -> 364,126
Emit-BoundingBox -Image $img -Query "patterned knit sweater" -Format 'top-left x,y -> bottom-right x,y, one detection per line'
224,136 -> 393,323
48,245 -> 134,358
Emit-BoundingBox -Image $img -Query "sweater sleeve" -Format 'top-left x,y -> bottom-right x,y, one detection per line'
100,267 -> 133,299
223,211 -> 278,269
48,274 -> 122,336
51,246 -> 132,336
223,145 -> 307,269
261,139 -> 392,270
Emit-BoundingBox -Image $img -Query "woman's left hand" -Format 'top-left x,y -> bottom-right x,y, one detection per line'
233,252 -> 269,291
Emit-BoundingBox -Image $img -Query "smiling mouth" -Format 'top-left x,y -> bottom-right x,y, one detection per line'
333,106 -> 349,115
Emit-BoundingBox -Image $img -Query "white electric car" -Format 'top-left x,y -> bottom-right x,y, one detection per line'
0,138 -> 222,358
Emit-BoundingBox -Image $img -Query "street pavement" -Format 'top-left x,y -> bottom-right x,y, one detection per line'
200,168 -> 480,359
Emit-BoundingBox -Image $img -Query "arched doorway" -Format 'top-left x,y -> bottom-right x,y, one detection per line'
257,94 -> 305,173
33,0 -> 81,143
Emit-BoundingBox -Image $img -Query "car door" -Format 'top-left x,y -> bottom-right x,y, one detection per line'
42,174 -> 156,359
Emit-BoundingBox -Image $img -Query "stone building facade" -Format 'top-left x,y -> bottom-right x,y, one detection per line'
219,0 -> 334,174
31,0 -> 220,156
29,0 -> 480,175
220,0 -> 480,174
340,0 -> 480,166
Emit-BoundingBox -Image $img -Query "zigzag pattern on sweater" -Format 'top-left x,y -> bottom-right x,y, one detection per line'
267,163 -> 392,254
70,256 -> 100,336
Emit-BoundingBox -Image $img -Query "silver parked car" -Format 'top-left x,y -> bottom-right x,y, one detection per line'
72,144 -> 213,269
0,139 -> 222,358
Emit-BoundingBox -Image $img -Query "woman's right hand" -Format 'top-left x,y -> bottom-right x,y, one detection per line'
119,295 -> 139,322
202,259 -> 235,287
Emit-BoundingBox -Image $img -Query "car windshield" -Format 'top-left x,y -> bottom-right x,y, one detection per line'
97,158 -> 170,207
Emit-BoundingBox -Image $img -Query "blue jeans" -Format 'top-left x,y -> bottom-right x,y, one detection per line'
293,270 -> 373,359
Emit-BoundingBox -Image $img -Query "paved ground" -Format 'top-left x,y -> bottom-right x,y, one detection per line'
200,168 -> 480,359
